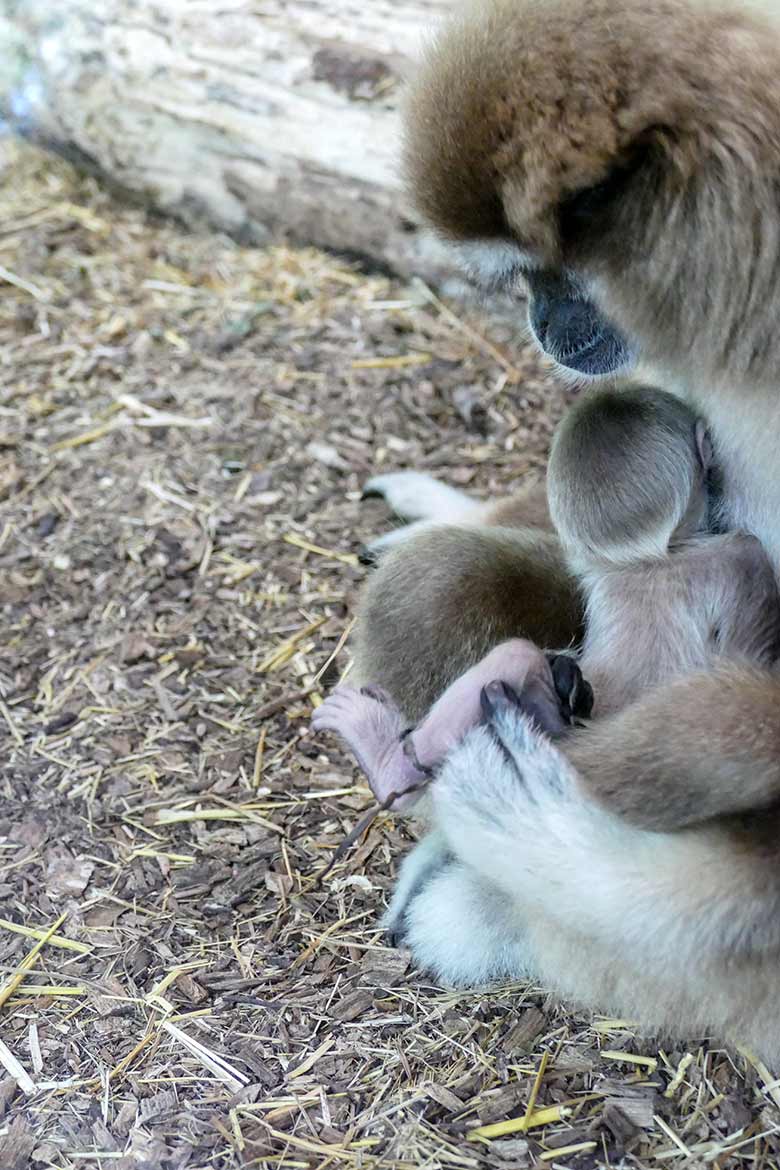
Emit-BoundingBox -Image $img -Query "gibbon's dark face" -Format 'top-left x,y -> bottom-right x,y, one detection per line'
524,268 -> 636,378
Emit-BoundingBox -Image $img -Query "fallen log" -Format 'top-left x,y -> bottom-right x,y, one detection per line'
0,0 -> 458,281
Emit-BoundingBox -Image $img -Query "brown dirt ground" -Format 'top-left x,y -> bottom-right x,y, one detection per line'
0,140 -> 778,1170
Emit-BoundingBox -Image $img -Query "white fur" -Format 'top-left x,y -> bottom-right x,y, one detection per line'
383,828 -> 451,939
361,472 -> 484,560
362,519 -> 437,557
363,471 -> 482,523
396,860 -> 534,984
384,825 -> 533,985
433,716 -> 704,955
450,238 -> 536,290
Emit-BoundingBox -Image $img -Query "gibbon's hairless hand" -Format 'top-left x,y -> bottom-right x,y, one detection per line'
341,0 -> 780,1061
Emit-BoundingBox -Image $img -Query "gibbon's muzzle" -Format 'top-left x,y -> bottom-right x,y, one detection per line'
526,269 -> 635,377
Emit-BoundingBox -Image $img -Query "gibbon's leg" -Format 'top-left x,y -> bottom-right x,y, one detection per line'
396,679 -> 780,1003
481,481 -> 556,532
362,470 -> 484,523
359,471 -> 483,565
312,641 -> 592,810
358,474 -> 553,564
352,523 -> 582,723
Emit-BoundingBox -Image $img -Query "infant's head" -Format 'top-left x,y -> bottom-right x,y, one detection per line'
547,383 -> 711,574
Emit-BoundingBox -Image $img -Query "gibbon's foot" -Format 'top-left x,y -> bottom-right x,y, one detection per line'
360,471 -> 481,522
314,640 -> 590,811
410,638 -> 564,754
311,685 -> 427,810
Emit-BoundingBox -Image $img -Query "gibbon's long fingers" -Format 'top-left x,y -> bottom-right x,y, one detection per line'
478,682 -> 531,785
482,676 -> 570,742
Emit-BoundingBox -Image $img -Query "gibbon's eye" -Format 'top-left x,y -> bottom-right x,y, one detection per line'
525,268 -> 636,377
559,176 -> 621,229
558,146 -> 650,238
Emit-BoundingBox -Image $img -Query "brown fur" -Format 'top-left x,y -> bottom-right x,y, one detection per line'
353,524 -> 581,723
481,478 -> 554,531
568,664 -> 780,831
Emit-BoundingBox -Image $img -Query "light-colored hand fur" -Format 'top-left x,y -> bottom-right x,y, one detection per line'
349,0 -> 780,1062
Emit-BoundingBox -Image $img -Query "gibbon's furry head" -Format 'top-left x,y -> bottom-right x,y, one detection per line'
405,0 -> 780,382
547,385 -> 706,571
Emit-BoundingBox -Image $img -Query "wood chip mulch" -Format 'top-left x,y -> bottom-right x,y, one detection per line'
0,139 -> 778,1169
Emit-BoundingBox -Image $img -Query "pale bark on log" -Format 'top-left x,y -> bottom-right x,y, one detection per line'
0,0 -> 458,282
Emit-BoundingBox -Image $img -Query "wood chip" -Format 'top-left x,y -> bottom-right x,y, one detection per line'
503,1007 -> 547,1055
359,948 -> 411,985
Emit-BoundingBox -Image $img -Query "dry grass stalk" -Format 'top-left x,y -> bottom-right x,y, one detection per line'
0,912 -> 68,1009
